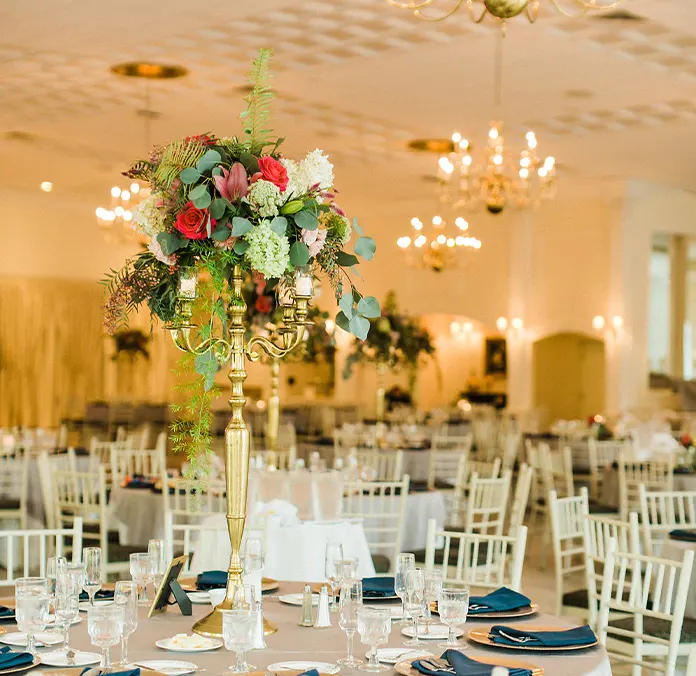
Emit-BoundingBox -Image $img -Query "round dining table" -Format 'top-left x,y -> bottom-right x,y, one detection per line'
660,534 -> 696,619
16,581 -> 611,676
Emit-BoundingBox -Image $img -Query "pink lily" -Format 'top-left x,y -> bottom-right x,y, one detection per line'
302,228 -> 327,258
213,162 -> 248,202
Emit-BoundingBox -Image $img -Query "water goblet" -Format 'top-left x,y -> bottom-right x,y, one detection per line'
222,609 -> 256,674
55,573 -> 80,654
324,542 -> 344,611
114,581 -> 138,665
423,569 -> 443,635
357,607 -> 391,672
438,587 -> 469,649
15,577 -> 49,655
338,579 -> 363,668
394,552 -> 415,626
337,557 -> 359,588
82,547 -> 103,607
88,603 -> 125,669
129,553 -> 151,605
403,568 -> 426,647
148,539 -> 167,591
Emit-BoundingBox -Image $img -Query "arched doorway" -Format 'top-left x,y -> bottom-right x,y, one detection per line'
533,333 -> 605,421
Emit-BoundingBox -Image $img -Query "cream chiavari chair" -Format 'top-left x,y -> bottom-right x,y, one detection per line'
354,450 -> 403,482
0,518 -> 83,589
587,438 -> 633,500
37,450 -> 79,529
251,449 -> 291,471
598,538 -> 694,676
466,470 -> 512,535
342,475 -> 409,574
584,510 -> 640,630
424,519 -> 527,592
429,453 -> 467,526
618,453 -> 674,520
540,444 -> 574,499
501,428 -> 521,471
549,487 -> 589,618
0,448 -> 29,529
164,514 -> 229,573
110,445 -> 164,486
639,484 -> 696,556
449,457 -> 502,527
508,463 -> 533,537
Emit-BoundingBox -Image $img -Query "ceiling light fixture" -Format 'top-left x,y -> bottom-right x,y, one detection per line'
40,181 -> 53,193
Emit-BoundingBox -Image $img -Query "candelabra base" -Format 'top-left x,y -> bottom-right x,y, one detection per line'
193,607 -> 278,637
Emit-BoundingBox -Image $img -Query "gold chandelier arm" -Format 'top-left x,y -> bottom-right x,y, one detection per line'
413,0 -> 467,20
466,0 -> 490,23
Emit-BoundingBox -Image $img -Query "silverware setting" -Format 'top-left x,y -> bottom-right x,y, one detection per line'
489,630 -> 535,644
420,658 -> 455,674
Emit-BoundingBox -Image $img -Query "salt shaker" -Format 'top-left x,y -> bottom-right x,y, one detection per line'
253,600 -> 267,649
315,584 -> 332,628
298,584 -> 315,628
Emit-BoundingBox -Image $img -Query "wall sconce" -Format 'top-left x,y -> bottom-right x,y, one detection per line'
450,320 -> 474,336
496,316 -> 524,337
592,315 -> 623,338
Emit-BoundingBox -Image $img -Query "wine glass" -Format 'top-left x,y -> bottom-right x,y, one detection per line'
438,587 -> 469,649
88,604 -> 125,669
129,553 -> 151,605
324,542 -> 344,611
15,577 -> 49,655
114,581 -> 138,665
337,558 -> 359,589
82,547 -> 103,606
403,568 -> 426,647
357,607 -> 391,672
338,579 -> 363,668
46,556 -> 67,608
423,569 -> 443,635
394,552 -> 415,626
222,609 -> 256,673
148,539 -> 167,591
241,536 -> 265,600
55,572 -> 80,654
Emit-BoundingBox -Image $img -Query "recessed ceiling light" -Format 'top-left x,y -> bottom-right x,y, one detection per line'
40,181 -> 53,192
110,62 -> 188,80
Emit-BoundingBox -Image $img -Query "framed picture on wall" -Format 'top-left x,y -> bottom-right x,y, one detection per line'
484,338 -> 507,376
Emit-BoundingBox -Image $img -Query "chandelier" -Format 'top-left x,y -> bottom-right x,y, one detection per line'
387,0 -> 627,24
95,183 -> 149,244
437,123 -> 555,214
397,213 -> 482,272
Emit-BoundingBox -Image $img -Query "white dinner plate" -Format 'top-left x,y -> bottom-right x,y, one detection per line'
134,660 -> 199,675
78,600 -> 113,612
39,650 -> 101,667
278,594 -> 319,607
0,632 -> 64,647
155,637 -> 223,653
372,648 -> 434,665
267,661 -> 339,675
185,592 -> 210,605
400,624 -> 463,640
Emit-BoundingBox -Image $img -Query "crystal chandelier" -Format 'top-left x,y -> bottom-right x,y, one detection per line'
438,124 -> 555,214
95,183 -> 149,244
387,0 -> 627,24
397,213 -> 482,272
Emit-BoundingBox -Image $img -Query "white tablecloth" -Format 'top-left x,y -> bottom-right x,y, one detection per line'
193,513 -> 376,581
660,535 -> 696,619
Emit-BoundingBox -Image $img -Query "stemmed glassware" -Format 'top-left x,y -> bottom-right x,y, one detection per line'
15,577 -> 49,656
403,568 -> 426,647
324,542 -> 344,611
114,581 -> 138,666
46,556 -> 67,609
148,539 -> 167,591
88,604 -> 125,669
222,609 -> 256,673
423,569 -> 443,635
130,553 -> 152,605
55,572 -> 80,654
357,607 -> 391,672
338,579 -> 363,668
240,536 -> 265,600
82,547 -> 103,607
394,552 -> 415,626
438,587 -> 469,649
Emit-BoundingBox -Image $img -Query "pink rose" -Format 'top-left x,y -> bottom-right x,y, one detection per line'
302,228 -> 327,258
213,162 -> 248,202
258,156 -> 289,192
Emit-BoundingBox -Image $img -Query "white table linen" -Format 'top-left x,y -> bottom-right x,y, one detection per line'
659,535 -> 696,619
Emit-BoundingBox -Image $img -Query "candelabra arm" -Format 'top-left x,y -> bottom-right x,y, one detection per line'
245,324 -> 304,362
168,327 -> 233,362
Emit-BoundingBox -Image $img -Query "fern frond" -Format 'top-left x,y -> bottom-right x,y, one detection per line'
154,138 -> 207,188
241,49 -> 275,151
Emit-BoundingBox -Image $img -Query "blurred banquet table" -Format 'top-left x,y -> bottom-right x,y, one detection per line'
11,582 -> 611,676
599,467 -> 696,509
659,534 -> 696,619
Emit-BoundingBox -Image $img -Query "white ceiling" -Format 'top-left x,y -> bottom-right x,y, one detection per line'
2,0 -> 696,232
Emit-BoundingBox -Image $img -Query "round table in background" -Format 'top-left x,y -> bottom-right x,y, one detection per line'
660,535 -> 696,619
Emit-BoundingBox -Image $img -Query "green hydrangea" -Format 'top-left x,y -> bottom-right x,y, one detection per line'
323,211 -> 352,245
245,221 -> 290,279
247,179 -> 282,218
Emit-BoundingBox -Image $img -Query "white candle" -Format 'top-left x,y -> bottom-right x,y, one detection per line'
295,274 -> 313,297
179,275 -> 196,299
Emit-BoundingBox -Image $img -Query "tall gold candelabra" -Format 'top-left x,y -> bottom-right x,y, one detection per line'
375,362 -> 387,423
168,264 -> 311,637
266,357 -> 280,452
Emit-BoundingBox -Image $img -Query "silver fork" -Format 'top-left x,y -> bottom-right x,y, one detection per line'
491,629 -> 535,644
421,659 -> 455,673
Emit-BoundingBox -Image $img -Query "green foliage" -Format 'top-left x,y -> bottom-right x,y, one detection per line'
155,139 -> 207,188
240,48 -> 275,153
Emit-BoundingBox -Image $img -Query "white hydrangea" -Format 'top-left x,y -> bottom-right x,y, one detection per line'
301,149 -> 334,191
280,158 -> 304,199
245,221 -> 290,279
133,192 -> 167,238
247,179 -> 283,217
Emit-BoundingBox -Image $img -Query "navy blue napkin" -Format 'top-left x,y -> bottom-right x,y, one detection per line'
81,669 -> 139,676
413,649 -> 531,676
79,589 -> 115,601
196,570 -> 227,590
669,529 -> 696,542
0,646 -> 33,669
489,624 -> 597,648
362,577 -> 396,598
0,605 -> 15,619
468,587 -> 531,615
299,670 -> 319,676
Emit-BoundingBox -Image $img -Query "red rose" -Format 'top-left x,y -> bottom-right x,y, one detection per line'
174,202 -> 211,240
258,156 -> 288,192
255,295 -> 274,314
185,134 -> 215,146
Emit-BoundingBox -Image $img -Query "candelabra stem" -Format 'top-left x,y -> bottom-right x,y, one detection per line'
267,357 -> 281,452
376,362 -> 387,423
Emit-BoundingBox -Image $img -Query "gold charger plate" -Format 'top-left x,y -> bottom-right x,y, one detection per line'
395,657 -> 543,676
31,668 -> 166,676
430,601 -> 540,620
467,624 -> 598,652
0,656 -> 41,675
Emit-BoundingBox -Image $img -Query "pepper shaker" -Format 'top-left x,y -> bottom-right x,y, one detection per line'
253,600 -> 267,649
315,584 -> 332,628
298,584 -> 315,628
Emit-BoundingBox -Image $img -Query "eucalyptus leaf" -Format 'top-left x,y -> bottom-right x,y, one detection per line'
192,191 -> 212,209
210,198 -> 227,220
289,241 -> 310,267
156,231 -> 186,256
357,296 -> 381,318
335,310 -> 351,333
233,240 -> 250,255
338,294 -> 355,317
293,209 -> 319,231
337,251 -> 359,267
269,216 -> 287,235
212,166 -> 223,177
180,167 -> 201,184
239,152 -> 260,174
231,217 -> 253,236
212,225 -> 232,242
352,216 -> 364,237
188,184 -> 208,200
196,149 -> 222,174
355,236 -> 376,261
349,314 -> 370,341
